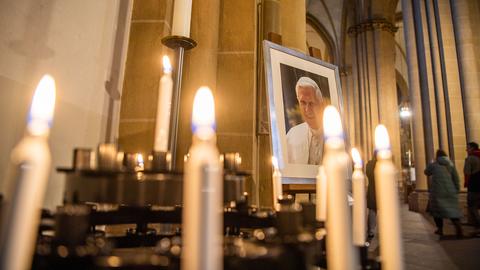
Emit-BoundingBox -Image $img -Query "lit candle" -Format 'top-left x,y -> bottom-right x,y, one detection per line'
315,165 -> 327,222
171,0 -> 192,37
154,56 -> 173,152
0,75 -> 56,270
322,105 -> 356,270
351,147 -> 366,246
182,87 -> 223,270
374,125 -> 404,270
271,156 -> 282,210
135,153 -> 145,171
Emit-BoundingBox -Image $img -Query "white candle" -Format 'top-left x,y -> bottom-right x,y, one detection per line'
0,75 -> 56,270
182,87 -> 223,270
315,165 -> 327,222
374,125 -> 404,270
172,0 -> 192,37
351,147 -> 366,246
154,56 -> 173,152
271,156 -> 282,210
322,106 -> 356,270
135,153 -> 144,171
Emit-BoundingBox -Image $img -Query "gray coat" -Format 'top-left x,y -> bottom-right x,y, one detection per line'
424,156 -> 462,218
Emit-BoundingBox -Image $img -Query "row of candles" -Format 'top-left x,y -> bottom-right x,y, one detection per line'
0,58 -> 403,270
0,72 -> 220,270
272,108 -> 404,269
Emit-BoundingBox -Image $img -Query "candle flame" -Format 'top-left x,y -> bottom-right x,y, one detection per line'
162,55 -> 172,74
351,148 -> 363,167
192,87 -> 216,138
136,153 -> 144,164
374,124 -> 391,151
235,153 -> 242,167
271,156 -> 279,170
136,153 -> 144,171
322,105 -> 343,138
28,74 -> 56,135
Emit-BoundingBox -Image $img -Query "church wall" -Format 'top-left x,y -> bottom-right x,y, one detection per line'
0,0 -> 124,209
118,0 -> 174,154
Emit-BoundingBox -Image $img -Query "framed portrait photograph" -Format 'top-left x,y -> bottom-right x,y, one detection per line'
263,40 -> 345,183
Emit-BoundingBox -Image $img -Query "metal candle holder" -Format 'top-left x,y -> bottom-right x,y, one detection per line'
161,35 -> 197,170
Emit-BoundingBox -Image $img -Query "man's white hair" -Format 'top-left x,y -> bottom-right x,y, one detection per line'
295,76 -> 323,101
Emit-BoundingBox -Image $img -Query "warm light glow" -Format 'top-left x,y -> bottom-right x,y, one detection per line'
28,74 -> 56,135
162,55 -> 172,74
136,153 -> 144,171
323,105 -> 343,139
235,154 -> 242,167
399,106 -> 412,118
375,124 -> 391,151
271,156 -> 279,170
351,148 -> 362,167
192,87 -> 216,138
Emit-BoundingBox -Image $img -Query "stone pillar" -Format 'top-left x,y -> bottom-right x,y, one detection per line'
348,20 -> 401,169
280,0 -> 306,52
372,20 -> 402,170
256,0 -> 281,208
401,0 -> 428,189
175,0 -> 221,168
118,0 -> 174,154
214,0 -> 257,203
450,0 -> 480,143
424,0 -> 450,156
420,0 -> 441,152
263,0 -> 281,35
436,0 -> 467,186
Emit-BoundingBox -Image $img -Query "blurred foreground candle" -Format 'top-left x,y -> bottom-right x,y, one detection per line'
271,156 -> 282,210
0,75 -> 56,270
182,87 -> 223,270
154,56 -> 173,152
315,165 -> 327,222
351,148 -> 366,246
374,125 -> 404,270
172,0 -> 192,37
322,106 -> 356,270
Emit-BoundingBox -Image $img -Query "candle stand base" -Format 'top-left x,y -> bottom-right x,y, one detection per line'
150,151 -> 171,172
356,244 -> 382,270
161,35 -> 197,50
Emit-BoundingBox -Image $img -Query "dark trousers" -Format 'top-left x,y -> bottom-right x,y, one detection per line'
467,192 -> 480,228
433,217 -> 460,229
434,217 -> 463,236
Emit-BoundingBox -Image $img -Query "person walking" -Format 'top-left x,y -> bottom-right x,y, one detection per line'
424,150 -> 463,238
464,142 -> 480,233
365,152 -> 377,240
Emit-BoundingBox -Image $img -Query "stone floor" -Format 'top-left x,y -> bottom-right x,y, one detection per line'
367,205 -> 480,270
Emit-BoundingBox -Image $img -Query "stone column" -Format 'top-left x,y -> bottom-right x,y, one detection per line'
176,0 -> 221,167
256,0 -> 281,208
401,0 -> 428,189
280,0 -> 306,52
424,0 -> 450,156
372,20 -> 402,170
263,0 -> 281,35
214,0 -> 257,203
348,20 -> 401,169
450,0 -> 480,143
436,0 -> 467,186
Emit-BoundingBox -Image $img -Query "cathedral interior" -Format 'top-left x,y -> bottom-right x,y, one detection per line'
0,0 -> 480,269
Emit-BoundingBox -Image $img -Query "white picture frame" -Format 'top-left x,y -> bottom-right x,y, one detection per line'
263,40 -> 347,183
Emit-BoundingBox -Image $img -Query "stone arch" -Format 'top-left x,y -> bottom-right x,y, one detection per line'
306,13 -> 337,64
